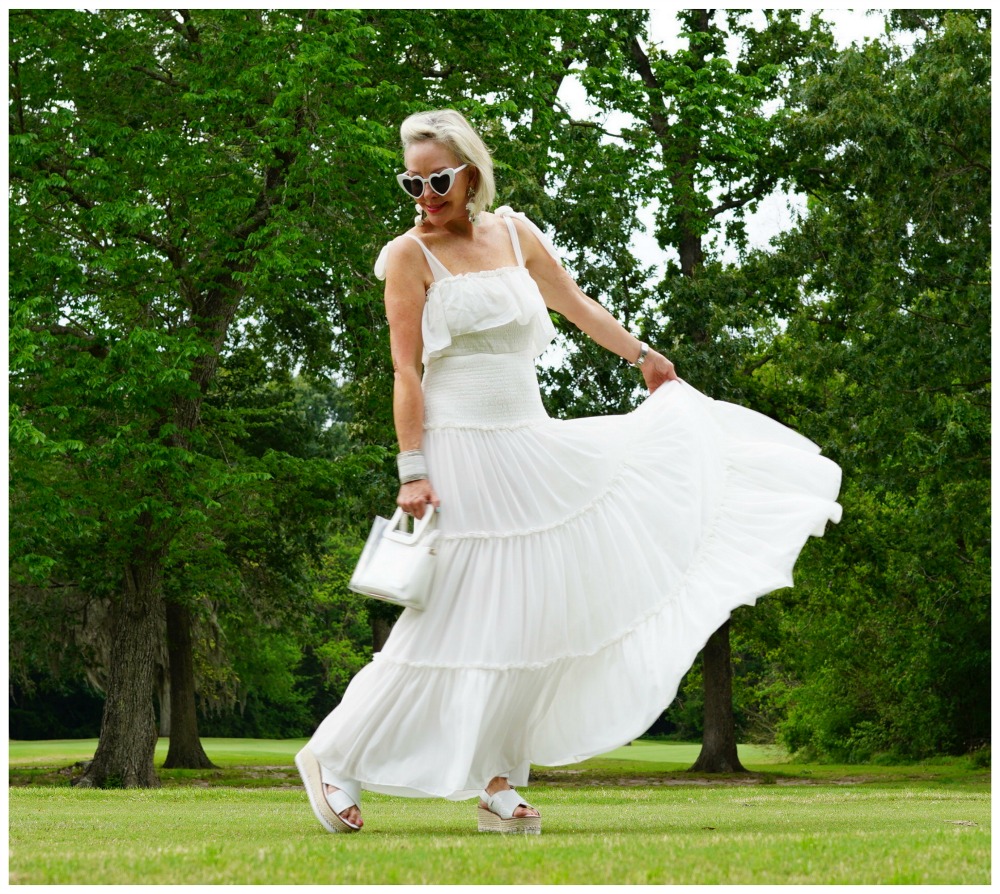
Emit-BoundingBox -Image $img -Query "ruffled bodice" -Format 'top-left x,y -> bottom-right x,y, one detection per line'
421,266 -> 554,360
374,207 -> 558,364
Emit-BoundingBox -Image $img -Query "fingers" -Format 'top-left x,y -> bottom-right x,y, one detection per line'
412,499 -> 436,520
399,493 -> 428,518
642,351 -> 677,393
397,480 -> 440,518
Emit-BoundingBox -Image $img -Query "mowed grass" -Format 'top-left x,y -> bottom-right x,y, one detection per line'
9,739 -> 991,885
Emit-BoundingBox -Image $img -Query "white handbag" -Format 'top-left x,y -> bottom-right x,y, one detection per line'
348,508 -> 440,611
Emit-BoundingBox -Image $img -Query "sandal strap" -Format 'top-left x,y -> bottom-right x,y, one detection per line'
325,787 -> 359,818
324,787 -> 361,831
320,770 -> 361,807
481,787 -> 533,820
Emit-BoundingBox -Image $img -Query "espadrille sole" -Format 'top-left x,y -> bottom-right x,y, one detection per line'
477,806 -> 542,834
294,748 -> 361,834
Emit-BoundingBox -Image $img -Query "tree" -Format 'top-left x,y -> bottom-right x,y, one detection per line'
755,9 -> 991,760
9,7 -> 623,785
9,8 -> 406,786
534,9 -> 836,771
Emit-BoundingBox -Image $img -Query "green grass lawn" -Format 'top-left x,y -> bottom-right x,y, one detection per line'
8,738 -> 991,885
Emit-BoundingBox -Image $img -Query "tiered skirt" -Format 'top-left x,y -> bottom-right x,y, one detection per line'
308,350 -> 841,799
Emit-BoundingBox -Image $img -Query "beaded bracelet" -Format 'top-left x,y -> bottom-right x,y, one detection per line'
397,449 -> 429,484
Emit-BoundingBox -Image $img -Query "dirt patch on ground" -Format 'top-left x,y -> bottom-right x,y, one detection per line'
16,765 -> 979,790
528,770 -> 883,787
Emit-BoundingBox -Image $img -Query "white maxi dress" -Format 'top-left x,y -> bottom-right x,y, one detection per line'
306,207 -> 842,801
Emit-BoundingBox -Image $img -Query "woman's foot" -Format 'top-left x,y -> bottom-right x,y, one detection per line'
477,778 -> 541,834
293,747 -> 362,833
325,784 -> 363,829
479,777 -> 540,818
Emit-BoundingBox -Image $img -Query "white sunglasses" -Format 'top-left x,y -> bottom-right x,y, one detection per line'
397,164 -> 468,198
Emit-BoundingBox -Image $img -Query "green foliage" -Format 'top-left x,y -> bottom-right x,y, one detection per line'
754,10 -> 991,760
9,8 -> 400,740
8,7 -> 612,743
539,10 -> 836,411
310,538 -> 374,694
544,10 -> 990,761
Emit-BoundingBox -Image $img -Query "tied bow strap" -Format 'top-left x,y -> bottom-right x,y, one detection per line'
374,243 -> 391,281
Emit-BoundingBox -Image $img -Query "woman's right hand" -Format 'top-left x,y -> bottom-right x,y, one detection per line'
641,349 -> 679,394
397,478 -> 440,519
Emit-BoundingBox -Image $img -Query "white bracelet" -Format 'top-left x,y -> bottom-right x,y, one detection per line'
397,449 -> 428,484
632,342 -> 649,367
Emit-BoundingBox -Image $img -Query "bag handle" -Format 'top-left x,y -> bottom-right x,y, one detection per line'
383,506 -> 436,544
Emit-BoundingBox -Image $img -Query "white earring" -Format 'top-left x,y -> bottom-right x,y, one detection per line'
414,204 -> 425,227
466,195 -> 480,226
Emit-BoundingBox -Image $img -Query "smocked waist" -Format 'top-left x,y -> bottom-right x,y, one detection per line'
422,351 -> 548,430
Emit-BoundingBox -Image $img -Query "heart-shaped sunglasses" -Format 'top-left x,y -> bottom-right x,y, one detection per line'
397,164 -> 468,199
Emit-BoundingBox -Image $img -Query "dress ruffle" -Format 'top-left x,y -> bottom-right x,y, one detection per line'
421,267 -> 556,361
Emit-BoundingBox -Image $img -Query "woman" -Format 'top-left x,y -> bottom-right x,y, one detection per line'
295,109 -> 842,835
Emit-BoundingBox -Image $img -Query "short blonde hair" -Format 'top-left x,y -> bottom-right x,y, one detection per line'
400,109 -> 495,219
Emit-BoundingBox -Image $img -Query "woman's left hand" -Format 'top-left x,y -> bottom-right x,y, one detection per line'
641,349 -> 679,393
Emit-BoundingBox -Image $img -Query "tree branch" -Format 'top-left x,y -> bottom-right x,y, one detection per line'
131,65 -> 187,91
709,174 -> 779,218
27,324 -> 108,358
741,353 -> 774,376
900,306 -> 973,329
563,114 -> 626,140
901,378 -> 990,395
627,36 -> 669,143
154,9 -> 200,44
935,130 -> 990,176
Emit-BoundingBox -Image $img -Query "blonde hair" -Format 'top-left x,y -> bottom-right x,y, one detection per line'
400,109 -> 495,219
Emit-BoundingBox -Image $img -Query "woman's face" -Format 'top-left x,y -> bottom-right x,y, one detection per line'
402,140 -> 476,228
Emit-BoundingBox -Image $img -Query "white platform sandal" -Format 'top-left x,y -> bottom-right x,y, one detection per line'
477,787 -> 541,835
294,747 -> 362,833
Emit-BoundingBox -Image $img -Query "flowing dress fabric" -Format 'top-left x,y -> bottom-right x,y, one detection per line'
307,209 -> 842,800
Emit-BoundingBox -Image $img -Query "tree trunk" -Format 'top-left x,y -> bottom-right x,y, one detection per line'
679,229 -> 704,279
681,188 -> 736,774
162,600 -> 218,770
629,8 -> 755,775
688,282 -> 739,770
689,620 -> 747,773
77,547 -> 163,788
372,615 -> 393,653
157,665 -> 170,738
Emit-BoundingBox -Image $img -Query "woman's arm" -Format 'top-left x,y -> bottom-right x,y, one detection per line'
382,237 -> 440,518
515,219 -> 678,393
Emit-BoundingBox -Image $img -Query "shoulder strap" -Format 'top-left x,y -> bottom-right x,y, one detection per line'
500,215 -> 525,267
494,206 -> 562,265
401,233 -> 453,282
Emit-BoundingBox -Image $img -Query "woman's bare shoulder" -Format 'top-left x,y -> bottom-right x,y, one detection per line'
382,232 -> 430,294
389,228 -> 422,248
383,230 -> 426,265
